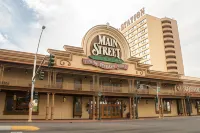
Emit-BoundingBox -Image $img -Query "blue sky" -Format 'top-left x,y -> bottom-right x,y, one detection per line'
0,0 -> 200,77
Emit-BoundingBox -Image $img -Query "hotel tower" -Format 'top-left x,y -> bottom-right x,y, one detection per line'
119,8 -> 184,75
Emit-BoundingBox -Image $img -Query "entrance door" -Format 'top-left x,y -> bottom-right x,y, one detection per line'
196,101 -> 200,115
100,104 -> 122,119
89,100 -> 122,119
176,99 -> 183,115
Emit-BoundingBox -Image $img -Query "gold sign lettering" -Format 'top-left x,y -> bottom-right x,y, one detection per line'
120,8 -> 145,31
91,35 -> 121,59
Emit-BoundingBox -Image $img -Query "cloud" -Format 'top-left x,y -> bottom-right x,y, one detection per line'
1,0 -> 200,77
0,2 -> 12,28
0,33 -> 22,51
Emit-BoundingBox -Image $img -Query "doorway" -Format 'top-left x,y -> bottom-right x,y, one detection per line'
89,100 -> 123,119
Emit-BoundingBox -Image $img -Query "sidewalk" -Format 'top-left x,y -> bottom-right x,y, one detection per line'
0,116 -> 198,123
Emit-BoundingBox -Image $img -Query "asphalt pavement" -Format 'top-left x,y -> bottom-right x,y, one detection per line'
0,116 -> 200,133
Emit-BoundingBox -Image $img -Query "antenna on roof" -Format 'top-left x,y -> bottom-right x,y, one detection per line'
106,22 -> 110,28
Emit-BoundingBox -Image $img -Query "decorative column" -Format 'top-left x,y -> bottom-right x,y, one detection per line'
129,97 -> 132,119
52,71 -> 57,85
92,95 -> 96,120
132,96 -> 135,119
92,75 -> 95,91
0,65 -> 4,82
128,79 -> 135,119
48,70 -> 52,87
51,93 -> 55,120
96,96 -> 100,120
160,98 -> 164,117
182,98 -> 187,116
46,93 -> 50,120
158,98 -> 161,118
96,75 -> 100,120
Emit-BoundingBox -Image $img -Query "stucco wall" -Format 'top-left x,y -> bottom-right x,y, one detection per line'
0,92 -> 6,117
0,93 -> 74,120
138,99 -> 158,117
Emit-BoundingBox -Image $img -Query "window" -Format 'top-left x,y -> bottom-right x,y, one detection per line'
56,75 -> 63,88
163,100 -> 171,113
130,27 -> 134,32
139,24 -> 147,31
4,91 -> 39,115
143,60 -> 151,64
129,42 -> 134,47
142,45 -> 146,49
74,79 -> 82,90
142,54 -> 150,59
137,19 -> 146,26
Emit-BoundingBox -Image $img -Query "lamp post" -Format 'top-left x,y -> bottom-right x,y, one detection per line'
28,26 -> 46,122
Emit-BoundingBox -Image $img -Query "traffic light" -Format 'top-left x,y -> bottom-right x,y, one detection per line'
38,70 -> 44,80
155,96 -> 158,103
33,91 -> 38,99
48,54 -> 55,67
26,91 -> 30,101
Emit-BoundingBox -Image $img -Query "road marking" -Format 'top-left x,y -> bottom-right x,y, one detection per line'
0,126 -> 39,131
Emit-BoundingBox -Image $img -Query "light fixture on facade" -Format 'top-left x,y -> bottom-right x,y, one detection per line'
13,94 -> 16,100
63,96 -> 66,102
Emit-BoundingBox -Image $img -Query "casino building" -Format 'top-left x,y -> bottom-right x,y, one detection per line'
0,25 -> 200,120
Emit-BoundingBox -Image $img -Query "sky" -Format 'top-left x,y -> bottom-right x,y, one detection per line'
0,0 -> 200,77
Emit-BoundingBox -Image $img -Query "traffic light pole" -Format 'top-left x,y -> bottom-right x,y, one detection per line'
33,55 -> 47,80
156,86 -> 161,118
135,93 -> 139,119
28,26 -> 45,122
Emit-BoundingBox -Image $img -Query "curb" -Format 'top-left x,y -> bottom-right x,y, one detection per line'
0,126 -> 39,131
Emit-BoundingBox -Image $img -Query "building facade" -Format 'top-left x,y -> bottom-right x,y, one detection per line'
0,25 -> 200,120
119,8 -> 184,75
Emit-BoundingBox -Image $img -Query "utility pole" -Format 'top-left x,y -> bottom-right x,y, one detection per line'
157,86 -> 161,118
28,26 -> 46,122
135,80 -> 140,119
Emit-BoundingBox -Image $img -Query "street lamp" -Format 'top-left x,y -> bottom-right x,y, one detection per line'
28,26 -> 46,122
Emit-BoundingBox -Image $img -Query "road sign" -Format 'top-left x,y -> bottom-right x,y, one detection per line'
157,87 -> 160,92
98,92 -> 102,97
29,102 -> 34,108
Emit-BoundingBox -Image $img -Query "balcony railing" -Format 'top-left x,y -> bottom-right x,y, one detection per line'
100,85 -> 122,93
0,78 -> 127,93
0,78 -> 187,96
